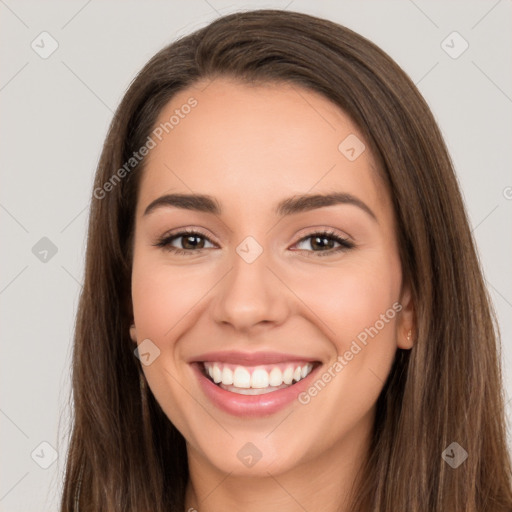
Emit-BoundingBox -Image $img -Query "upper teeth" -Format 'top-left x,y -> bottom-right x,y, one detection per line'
204,362 -> 314,389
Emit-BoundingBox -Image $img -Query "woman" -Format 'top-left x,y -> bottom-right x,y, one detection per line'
60,9 -> 512,512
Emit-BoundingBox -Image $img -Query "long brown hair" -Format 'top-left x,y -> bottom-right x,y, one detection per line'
59,9 -> 512,511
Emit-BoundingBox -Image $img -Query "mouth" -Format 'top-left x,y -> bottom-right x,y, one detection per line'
201,361 -> 318,395
190,354 -> 322,417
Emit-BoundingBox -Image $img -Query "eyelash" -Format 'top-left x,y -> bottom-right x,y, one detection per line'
153,228 -> 355,257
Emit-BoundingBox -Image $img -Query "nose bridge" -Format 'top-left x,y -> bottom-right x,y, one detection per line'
212,235 -> 287,330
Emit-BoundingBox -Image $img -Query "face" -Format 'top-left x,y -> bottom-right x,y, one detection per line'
129,77 -> 414,478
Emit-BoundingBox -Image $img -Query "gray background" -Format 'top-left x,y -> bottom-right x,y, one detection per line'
1,0 -> 511,510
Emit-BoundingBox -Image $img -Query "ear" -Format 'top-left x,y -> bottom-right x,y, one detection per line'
397,280 -> 415,350
129,323 -> 138,344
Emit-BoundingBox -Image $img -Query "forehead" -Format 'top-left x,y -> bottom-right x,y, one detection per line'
136,77 -> 391,222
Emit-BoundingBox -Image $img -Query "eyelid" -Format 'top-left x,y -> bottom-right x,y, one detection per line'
294,225 -> 353,243
157,226 -> 217,243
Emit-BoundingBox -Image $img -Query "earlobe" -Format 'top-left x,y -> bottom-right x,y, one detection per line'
398,324 -> 415,350
402,328 -> 414,349
130,324 -> 138,344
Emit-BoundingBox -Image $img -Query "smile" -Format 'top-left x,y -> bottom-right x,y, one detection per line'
190,351 -> 322,417
203,361 -> 315,395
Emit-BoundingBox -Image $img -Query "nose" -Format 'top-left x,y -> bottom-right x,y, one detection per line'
211,245 -> 289,333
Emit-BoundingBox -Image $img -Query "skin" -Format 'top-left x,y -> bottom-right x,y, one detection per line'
129,77 -> 415,512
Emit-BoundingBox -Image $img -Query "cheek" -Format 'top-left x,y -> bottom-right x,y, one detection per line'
131,257 -> 204,437
131,255 -> 210,338
130,253 -> 225,420
290,252 -> 401,350
282,262 -> 400,439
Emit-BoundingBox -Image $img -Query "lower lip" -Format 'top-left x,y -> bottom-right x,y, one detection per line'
192,363 -> 320,417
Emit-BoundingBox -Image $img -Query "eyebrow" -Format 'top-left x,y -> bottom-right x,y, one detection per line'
143,192 -> 377,222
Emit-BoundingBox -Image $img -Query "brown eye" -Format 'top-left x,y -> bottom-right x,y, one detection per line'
309,234 -> 337,250
180,234 -> 206,250
293,230 -> 354,257
154,229 -> 215,255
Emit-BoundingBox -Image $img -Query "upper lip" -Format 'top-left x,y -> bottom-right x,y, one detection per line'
189,351 -> 319,366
